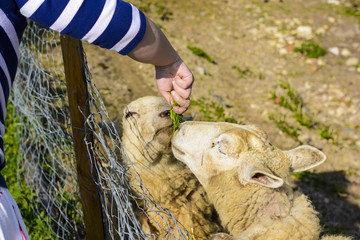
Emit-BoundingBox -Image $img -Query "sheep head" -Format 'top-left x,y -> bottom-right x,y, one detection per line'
171,121 -> 326,188
122,96 -> 173,155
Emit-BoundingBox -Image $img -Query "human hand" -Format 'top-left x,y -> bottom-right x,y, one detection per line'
156,58 -> 194,114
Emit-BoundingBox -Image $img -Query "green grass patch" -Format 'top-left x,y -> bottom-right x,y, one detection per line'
295,41 -> 327,58
2,102 -> 56,239
268,113 -> 301,142
337,1 -> 360,22
232,65 -> 252,78
271,81 -> 313,129
293,110 -> 313,129
190,97 -> 239,123
187,45 -> 216,64
270,81 -> 339,143
168,101 -> 184,143
318,125 -> 334,140
324,225 -> 349,236
155,2 -> 173,20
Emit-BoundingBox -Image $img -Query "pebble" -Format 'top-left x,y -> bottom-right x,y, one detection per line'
249,28 -> 259,36
306,59 -> 316,65
328,17 -> 336,24
329,47 -> 340,56
310,65 -> 318,72
285,36 -> 295,45
315,27 -> 326,35
336,107 -> 345,117
326,0 -> 340,4
250,104 -> 259,109
345,57 -> 359,66
196,66 -> 207,76
317,59 -> 326,66
279,48 -> 287,55
296,26 -> 313,39
265,26 -> 278,34
341,49 -> 351,57
281,70 -> 288,75
274,20 -> 282,26
287,44 -> 295,52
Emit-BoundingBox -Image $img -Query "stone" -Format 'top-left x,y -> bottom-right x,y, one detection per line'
345,57 -> 359,66
326,0 -> 340,4
279,48 -> 287,55
329,47 -> 339,56
328,17 -> 336,24
196,66 -> 207,76
315,27 -> 326,35
296,26 -> 313,39
317,59 -> 326,66
341,48 -> 351,57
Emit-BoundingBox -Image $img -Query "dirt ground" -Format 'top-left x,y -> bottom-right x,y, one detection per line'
84,0 -> 360,238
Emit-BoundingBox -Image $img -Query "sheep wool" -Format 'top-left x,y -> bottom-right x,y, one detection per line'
171,121 -> 352,240
121,96 -> 222,239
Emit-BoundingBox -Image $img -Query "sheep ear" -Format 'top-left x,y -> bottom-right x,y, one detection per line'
285,145 -> 326,172
241,163 -> 284,188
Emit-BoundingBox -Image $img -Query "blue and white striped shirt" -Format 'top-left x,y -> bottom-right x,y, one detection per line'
0,0 -> 146,179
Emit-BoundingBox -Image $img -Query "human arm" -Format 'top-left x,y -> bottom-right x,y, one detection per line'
128,18 -> 193,114
15,0 -> 193,113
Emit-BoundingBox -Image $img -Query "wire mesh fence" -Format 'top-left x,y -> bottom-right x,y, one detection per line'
12,21 -> 190,239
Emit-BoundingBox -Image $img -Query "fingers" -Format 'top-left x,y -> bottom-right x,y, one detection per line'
171,71 -> 193,114
155,59 -> 194,114
177,64 -> 194,89
172,77 -> 191,99
171,91 -> 190,114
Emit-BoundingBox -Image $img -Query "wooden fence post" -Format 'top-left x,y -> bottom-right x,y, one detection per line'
60,35 -> 105,240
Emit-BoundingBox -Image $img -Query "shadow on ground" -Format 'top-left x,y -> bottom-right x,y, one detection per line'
294,170 -> 360,238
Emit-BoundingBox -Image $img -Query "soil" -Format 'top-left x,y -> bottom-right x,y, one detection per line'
83,0 -> 360,238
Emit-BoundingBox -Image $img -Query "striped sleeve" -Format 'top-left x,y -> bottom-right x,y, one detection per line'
0,2 -> 28,171
15,0 -> 147,55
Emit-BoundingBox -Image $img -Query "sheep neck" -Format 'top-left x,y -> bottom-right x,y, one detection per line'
206,170 -> 293,236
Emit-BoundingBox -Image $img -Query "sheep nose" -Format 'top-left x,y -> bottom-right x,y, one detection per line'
175,125 -> 187,138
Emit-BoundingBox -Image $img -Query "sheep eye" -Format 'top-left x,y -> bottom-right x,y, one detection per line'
125,111 -> 136,119
159,110 -> 171,118
211,142 -> 215,148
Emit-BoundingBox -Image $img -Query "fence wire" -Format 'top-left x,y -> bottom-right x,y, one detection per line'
12,21 -> 189,239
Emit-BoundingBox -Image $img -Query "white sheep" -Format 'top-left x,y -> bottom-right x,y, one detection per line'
121,96 -> 222,239
171,121 -> 352,240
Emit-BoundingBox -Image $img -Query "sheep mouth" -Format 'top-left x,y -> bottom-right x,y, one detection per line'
155,123 -> 173,136
171,145 -> 185,156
